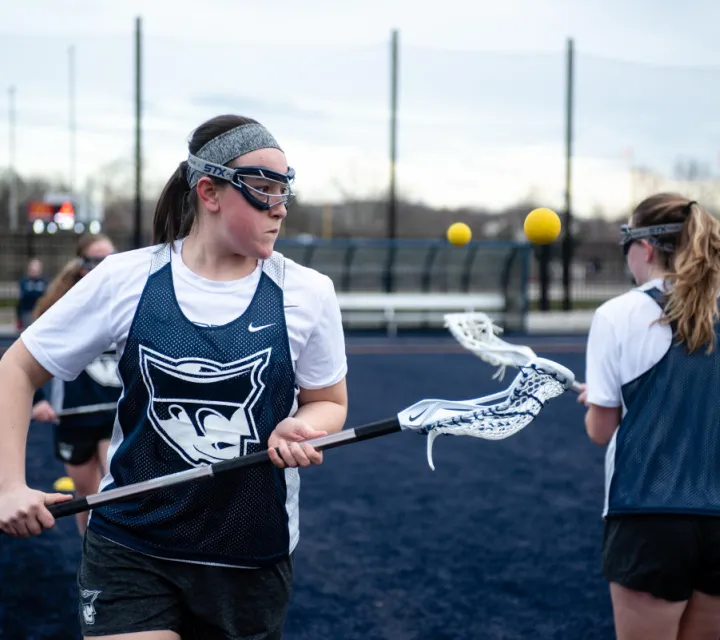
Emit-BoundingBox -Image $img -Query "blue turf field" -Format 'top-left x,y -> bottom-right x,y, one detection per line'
0,334 -> 615,639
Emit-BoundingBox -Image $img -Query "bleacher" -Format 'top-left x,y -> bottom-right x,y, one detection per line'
276,239 -> 530,333
0,235 -> 531,335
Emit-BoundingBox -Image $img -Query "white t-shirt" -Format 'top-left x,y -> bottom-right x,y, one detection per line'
586,278 -> 672,415
21,241 -> 347,391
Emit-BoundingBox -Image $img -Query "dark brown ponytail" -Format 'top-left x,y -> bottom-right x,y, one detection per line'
152,160 -> 194,244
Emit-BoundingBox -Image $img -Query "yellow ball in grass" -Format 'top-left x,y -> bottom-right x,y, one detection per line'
524,207 -> 562,245
53,476 -> 75,492
446,222 -> 472,246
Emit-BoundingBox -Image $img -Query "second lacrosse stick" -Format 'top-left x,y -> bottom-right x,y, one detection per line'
444,312 -> 584,394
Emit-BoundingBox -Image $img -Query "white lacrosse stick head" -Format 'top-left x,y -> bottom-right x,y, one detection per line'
397,357 -> 574,469
444,312 -> 537,380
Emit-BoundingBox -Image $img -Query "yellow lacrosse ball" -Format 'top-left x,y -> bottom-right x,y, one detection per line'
524,208 -> 561,245
53,476 -> 75,492
446,222 -> 472,246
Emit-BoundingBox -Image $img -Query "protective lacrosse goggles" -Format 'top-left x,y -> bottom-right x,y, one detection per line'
187,155 -> 295,212
619,223 -> 683,257
77,255 -> 110,271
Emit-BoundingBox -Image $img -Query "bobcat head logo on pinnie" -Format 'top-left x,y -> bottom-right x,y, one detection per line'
138,346 -> 271,466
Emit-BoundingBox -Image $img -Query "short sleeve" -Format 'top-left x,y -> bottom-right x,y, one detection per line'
585,308 -> 622,407
294,277 -> 347,390
21,259 -> 116,382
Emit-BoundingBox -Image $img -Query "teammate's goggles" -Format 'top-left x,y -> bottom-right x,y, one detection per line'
77,255 -> 110,271
187,155 -> 295,212
619,223 -> 683,257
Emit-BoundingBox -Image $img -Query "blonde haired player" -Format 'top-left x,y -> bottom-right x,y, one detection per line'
30,233 -> 119,537
0,114 -> 348,639
579,194 -> 720,640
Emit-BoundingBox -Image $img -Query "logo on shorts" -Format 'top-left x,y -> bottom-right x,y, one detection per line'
58,443 -> 74,461
138,345 -> 272,466
81,589 -> 101,625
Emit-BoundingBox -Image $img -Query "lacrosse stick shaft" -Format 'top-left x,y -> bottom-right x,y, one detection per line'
48,417 -> 401,519
57,403 -> 118,417
45,357 -> 575,522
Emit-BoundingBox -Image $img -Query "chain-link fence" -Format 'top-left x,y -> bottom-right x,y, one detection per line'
1,29 -> 717,311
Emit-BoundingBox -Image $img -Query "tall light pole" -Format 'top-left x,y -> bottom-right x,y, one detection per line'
561,37 -> 575,311
133,16 -> 143,248
8,85 -> 18,232
69,44 -> 76,193
384,29 -> 399,293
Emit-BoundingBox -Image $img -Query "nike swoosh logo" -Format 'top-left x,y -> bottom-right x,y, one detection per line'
248,322 -> 276,333
408,407 -> 428,422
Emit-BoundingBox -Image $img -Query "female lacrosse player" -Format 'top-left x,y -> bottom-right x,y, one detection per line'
0,114 -> 348,640
579,193 -> 720,640
30,233 -> 119,536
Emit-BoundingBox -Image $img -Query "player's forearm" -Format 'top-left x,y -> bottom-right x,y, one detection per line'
294,400 -> 347,434
0,343 -> 50,488
0,359 -> 34,488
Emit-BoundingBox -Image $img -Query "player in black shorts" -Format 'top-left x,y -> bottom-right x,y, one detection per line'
30,233 -> 118,535
0,114 -> 348,639
580,194 -> 720,639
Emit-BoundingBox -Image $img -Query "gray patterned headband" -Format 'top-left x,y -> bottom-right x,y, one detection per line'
186,123 -> 282,188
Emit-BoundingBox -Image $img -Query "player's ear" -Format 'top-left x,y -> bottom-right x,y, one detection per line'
196,176 -> 221,213
641,239 -> 654,263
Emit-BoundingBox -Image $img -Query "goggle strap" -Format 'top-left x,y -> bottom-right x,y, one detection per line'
620,223 -> 684,245
186,155 -> 294,184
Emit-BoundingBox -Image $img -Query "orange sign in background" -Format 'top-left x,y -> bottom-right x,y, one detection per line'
27,200 -> 75,221
27,201 -> 54,221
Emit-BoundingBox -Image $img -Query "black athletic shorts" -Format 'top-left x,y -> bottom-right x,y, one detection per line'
54,423 -> 113,466
603,514 -> 720,602
78,528 -> 293,639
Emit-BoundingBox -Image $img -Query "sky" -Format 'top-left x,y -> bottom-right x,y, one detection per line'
2,0 -> 720,219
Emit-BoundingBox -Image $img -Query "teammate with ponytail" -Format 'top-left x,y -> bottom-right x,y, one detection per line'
580,193 -> 720,639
